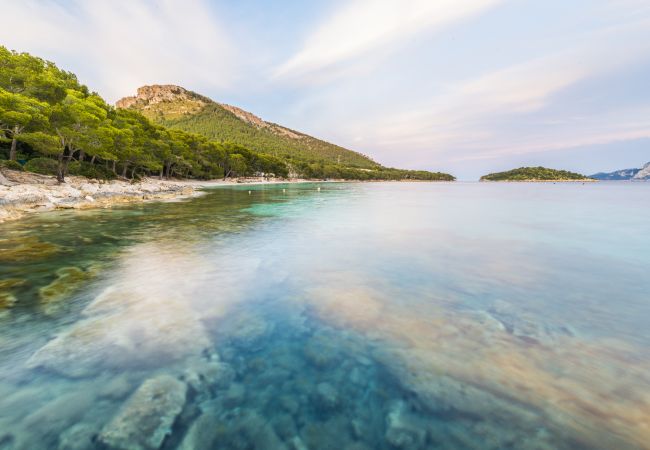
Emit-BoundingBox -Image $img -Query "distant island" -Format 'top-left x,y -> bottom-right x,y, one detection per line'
480,166 -> 592,182
590,162 -> 650,181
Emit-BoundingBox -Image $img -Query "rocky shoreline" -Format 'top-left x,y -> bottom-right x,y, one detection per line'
0,169 -> 312,223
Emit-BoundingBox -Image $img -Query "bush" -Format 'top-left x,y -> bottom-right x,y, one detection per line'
67,161 -> 116,180
24,157 -> 58,175
0,160 -> 24,171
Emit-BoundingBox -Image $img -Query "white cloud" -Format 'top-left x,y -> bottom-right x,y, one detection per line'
330,15 -> 650,166
0,0 -> 238,102
274,0 -> 503,80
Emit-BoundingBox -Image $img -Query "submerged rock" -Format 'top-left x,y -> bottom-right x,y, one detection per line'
39,266 -> 95,305
58,423 -> 97,450
222,311 -> 273,351
315,382 -> 340,411
300,416 -> 354,450
271,414 -> 298,440
21,390 -> 96,447
223,382 -> 246,408
0,278 -> 26,291
0,292 -> 17,310
178,412 -> 222,450
98,375 -> 186,450
97,374 -> 135,401
0,236 -> 61,262
0,278 -> 25,313
304,333 -> 341,369
183,359 -> 234,397
27,287 -> 211,378
385,401 -> 427,449
208,409 -> 286,450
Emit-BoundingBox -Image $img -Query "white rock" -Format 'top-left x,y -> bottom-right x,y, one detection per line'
98,375 -> 186,450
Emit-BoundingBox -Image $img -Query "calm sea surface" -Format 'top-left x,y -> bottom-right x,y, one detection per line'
0,182 -> 649,450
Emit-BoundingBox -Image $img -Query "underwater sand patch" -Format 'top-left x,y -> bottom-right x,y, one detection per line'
302,275 -> 650,450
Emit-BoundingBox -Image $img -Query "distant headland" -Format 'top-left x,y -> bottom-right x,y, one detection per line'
590,162 -> 650,181
480,167 -> 593,182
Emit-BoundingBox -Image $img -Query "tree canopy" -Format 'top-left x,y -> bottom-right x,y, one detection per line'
480,167 -> 590,181
0,46 -> 455,182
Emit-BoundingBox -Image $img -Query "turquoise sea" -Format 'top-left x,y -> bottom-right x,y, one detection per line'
0,182 -> 649,450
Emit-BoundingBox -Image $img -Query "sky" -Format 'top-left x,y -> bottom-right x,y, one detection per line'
1,0 -> 649,179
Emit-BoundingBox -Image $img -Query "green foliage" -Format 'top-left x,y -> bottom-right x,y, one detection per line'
24,157 -> 58,175
0,159 -> 23,171
480,166 -> 589,181
153,103 -> 379,169
0,45 -> 454,182
67,161 -> 116,180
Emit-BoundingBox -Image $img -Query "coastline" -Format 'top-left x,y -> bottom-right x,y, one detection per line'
0,170 -> 322,224
479,179 -> 597,183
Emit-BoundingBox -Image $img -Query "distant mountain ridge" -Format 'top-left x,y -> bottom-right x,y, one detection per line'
116,85 -> 379,168
590,162 -> 650,180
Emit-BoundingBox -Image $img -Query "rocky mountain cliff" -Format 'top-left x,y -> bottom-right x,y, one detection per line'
632,162 -> 650,180
590,162 -> 650,180
115,85 -> 377,168
116,85 -> 211,116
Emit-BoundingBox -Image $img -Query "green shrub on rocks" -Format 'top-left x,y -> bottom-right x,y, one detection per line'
24,157 -> 58,175
0,160 -> 23,171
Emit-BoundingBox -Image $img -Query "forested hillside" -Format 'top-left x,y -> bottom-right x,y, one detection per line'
118,85 -> 379,169
0,46 -> 454,182
480,167 -> 590,181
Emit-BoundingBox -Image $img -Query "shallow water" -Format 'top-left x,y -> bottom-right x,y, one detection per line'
0,182 -> 649,450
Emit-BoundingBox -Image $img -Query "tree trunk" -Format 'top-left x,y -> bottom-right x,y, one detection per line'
56,152 -> 66,183
9,126 -> 18,161
130,166 -> 136,179
63,148 -> 74,177
165,162 -> 171,178
121,163 -> 128,178
90,155 -> 96,165
159,167 -> 164,180
112,160 -> 117,174
78,150 -> 85,162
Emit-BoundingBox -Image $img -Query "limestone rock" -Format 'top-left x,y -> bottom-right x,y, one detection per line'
58,423 -> 97,450
98,375 -> 186,450
632,161 -> 650,180
178,413 -> 222,450
27,267 -> 212,378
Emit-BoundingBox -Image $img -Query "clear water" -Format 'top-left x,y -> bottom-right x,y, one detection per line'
0,182 -> 649,450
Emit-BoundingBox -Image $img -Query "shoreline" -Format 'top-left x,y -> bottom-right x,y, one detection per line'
479,179 -> 597,183
0,170 -> 327,224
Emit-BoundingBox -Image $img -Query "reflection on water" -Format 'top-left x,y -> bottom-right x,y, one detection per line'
1,182 -> 649,450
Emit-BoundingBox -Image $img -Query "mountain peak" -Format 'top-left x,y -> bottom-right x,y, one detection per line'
116,85 -> 304,139
115,84 -> 380,168
632,161 -> 650,180
115,85 -> 211,113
